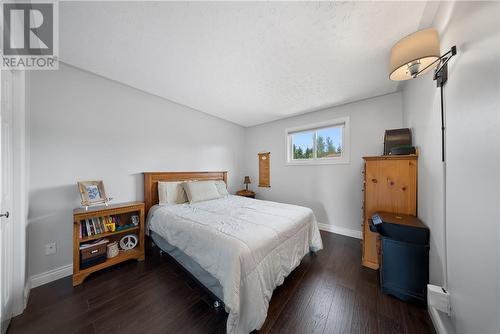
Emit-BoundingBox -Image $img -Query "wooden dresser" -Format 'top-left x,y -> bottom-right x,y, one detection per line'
362,155 -> 418,269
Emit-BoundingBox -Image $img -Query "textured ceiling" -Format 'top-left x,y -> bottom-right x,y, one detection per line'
60,2 -> 435,126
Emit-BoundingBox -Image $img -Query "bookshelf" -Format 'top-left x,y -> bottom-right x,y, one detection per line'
72,201 -> 145,286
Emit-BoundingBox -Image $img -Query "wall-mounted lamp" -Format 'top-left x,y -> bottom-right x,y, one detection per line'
389,28 -> 457,161
389,28 -> 458,298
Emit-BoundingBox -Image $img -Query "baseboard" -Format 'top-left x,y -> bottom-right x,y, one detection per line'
317,222 -> 362,239
30,264 -> 73,289
428,305 -> 454,334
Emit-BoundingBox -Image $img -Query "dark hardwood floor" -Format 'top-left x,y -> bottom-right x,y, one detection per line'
8,231 -> 435,334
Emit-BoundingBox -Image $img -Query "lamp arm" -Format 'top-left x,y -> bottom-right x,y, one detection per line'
434,46 -> 457,77
414,46 -> 457,78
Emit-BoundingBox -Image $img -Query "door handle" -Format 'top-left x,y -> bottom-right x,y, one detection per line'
0,211 -> 9,218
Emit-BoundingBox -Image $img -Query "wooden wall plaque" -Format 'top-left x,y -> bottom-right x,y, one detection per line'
258,152 -> 270,187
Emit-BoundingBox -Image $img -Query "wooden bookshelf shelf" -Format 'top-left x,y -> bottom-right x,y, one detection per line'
72,201 -> 145,286
79,226 -> 140,243
77,249 -> 143,276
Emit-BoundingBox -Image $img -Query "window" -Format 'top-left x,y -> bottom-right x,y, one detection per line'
286,117 -> 349,165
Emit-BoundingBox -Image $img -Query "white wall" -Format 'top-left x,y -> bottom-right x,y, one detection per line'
243,93 -> 403,236
28,63 -> 245,278
403,2 -> 500,333
402,63 -> 446,286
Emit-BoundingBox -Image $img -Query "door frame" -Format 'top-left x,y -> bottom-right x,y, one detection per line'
9,70 -> 29,316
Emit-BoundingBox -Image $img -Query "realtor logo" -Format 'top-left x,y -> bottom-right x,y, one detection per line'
1,1 -> 58,70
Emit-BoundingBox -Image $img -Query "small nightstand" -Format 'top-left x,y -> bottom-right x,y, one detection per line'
236,190 -> 256,198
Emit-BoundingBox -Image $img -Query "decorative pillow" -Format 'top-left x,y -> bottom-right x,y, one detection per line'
214,180 -> 229,197
158,181 -> 188,205
182,180 -> 221,203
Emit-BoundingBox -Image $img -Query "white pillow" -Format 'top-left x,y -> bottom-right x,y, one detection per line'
182,180 -> 221,203
214,180 -> 229,197
158,181 -> 188,205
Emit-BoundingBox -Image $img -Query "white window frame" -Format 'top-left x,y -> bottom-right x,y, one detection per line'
285,116 -> 350,166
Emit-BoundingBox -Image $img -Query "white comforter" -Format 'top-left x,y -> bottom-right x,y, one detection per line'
147,195 -> 323,334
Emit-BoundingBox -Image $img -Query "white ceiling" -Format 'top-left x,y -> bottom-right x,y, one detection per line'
60,2 -> 436,127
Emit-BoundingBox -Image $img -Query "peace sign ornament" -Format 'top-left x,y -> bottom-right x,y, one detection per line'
119,234 -> 138,250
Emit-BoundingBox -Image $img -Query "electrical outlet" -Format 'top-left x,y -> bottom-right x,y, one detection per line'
45,242 -> 56,255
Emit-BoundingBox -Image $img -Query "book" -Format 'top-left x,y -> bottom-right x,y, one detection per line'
91,218 -> 97,235
98,217 -> 104,234
85,219 -> 91,236
81,221 -> 86,238
101,217 -> 107,233
96,217 -> 102,234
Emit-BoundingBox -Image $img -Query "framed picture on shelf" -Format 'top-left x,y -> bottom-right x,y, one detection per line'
131,215 -> 140,226
77,180 -> 109,208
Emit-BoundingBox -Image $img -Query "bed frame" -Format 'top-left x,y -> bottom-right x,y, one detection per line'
143,171 -> 228,309
143,171 -> 228,216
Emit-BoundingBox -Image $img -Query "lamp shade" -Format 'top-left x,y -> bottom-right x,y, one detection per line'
389,28 -> 440,81
244,176 -> 251,185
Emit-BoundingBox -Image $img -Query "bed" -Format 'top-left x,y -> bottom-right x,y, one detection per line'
144,171 -> 323,334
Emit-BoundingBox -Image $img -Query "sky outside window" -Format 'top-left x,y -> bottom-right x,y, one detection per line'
291,131 -> 314,159
291,126 -> 343,160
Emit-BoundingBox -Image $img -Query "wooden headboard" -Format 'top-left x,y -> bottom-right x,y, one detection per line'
143,171 -> 228,215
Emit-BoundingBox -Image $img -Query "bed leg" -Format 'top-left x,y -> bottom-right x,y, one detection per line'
145,236 -> 156,256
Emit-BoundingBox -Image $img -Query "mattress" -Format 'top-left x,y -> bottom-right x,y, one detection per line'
147,195 -> 323,334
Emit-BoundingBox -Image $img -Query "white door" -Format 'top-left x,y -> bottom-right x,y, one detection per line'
0,70 -> 14,334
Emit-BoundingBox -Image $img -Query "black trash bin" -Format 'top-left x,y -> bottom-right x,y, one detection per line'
369,212 -> 429,306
